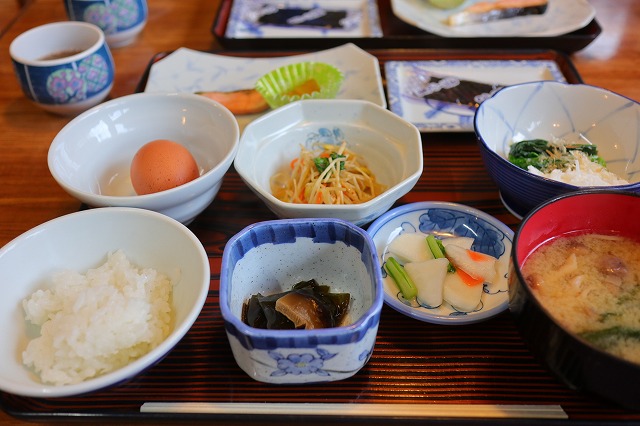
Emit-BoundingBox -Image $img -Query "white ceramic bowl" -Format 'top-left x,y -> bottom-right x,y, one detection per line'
475,81 -> 640,218
234,99 -> 423,227
48,92 -> 240,224
220,218 -> 384,384
0,207 -> 209,398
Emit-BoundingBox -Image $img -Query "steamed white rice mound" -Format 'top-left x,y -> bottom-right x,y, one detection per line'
22,250 -> 173,386
527,151 -> 630,186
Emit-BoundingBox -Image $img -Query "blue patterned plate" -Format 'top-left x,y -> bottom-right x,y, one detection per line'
385,59 -> 567,132
367,202 -> 513,324
225,0 -> 382,39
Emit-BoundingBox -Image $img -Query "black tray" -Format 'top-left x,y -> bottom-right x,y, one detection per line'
211,0 -> 602,53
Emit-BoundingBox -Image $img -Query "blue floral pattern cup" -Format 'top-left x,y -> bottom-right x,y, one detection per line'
10,21 -> 115,116
64,0 -> 147,48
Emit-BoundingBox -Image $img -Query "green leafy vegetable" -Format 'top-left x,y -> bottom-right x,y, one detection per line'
242,279 -> 350,329
426,235 -> 455,273
385,257 -> 418,300
314,152 -> 346,173
578,326 -> 640,350
508,139 -> 606,172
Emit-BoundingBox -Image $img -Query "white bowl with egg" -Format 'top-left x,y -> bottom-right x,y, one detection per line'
233,99 -> 423,227
0,207 -> 209,397
48,92 -> 240,224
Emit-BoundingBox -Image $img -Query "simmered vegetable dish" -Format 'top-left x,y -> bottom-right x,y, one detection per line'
242,279 -> 350,330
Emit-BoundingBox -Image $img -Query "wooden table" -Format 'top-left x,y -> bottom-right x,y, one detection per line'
1,0 -> 639,425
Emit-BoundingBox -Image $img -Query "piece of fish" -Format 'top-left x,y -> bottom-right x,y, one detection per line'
447,0 -> 549,26
196,89 -> 269,115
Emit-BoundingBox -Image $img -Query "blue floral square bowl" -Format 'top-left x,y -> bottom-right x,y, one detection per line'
219,218 -> 383,384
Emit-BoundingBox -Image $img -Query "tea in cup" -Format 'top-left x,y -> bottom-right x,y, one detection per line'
10,21 -> 115,115
64,0 -> 148,48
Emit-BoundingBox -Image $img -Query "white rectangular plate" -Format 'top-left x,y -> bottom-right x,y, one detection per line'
385,59 -> 568,132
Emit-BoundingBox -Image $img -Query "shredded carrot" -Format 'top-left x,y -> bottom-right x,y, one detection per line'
468,250 -> 492,262
269,140 -> 386,205
457,269 -> 484,287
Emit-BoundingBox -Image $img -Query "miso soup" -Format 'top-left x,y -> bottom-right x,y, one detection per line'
522,233 -> 640,364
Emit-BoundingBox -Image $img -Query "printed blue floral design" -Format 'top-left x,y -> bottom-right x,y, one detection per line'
269,348 -> 337,377
82,0 -> 142,34
47,68 -> 86,103
305,127 -> 345,148
358,347 -> 373,362
45,53 -> 110,104
380,206 -> 511,317
78,54 -> 110,93
417,209 -> 508,259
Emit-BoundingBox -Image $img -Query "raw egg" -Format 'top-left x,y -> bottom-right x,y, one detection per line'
130,139 -> 200,195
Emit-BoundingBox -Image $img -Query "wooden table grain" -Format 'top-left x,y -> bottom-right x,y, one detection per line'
1,0 -> 639,425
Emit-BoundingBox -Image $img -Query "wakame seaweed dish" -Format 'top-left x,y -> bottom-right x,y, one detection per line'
475,81 -> 640,218
220,218 -> 383,384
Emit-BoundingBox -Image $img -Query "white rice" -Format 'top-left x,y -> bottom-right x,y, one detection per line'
527,151 -> 630,186
22,250 -> 173,386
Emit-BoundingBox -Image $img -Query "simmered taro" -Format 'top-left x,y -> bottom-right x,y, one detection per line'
241,279 -> 350,330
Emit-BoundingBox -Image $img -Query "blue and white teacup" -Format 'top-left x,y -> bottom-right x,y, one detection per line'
10,21 -> 115,116
64,0 -> 148,48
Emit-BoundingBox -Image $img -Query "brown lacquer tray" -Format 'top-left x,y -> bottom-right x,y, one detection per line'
3,49 -> 640,425
211,0 -> 602,53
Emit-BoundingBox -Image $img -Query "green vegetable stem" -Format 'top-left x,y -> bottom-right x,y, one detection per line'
384,257 -> 418,300
426,235 -> 455,272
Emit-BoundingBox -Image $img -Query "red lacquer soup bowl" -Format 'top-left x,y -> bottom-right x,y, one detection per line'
509,189 -> 640,409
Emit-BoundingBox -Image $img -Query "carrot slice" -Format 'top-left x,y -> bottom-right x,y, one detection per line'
457,268 -> 484,287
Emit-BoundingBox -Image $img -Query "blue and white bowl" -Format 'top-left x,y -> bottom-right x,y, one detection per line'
10,21 -> 114,115
475,81 -> 640,218
220,218 -> 383,384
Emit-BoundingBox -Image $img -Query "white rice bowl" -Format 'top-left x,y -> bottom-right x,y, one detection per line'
0,207 -> 209,398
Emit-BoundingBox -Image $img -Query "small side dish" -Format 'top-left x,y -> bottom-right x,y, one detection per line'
219,218 -> 383,384
255,61 -> 344,109
270,140 -> 386,205
199,61 -> 343,115
508,138 -> 629,186
242,279 -> 350,330
385,233 -> 500,312
367,201 -> 513,325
